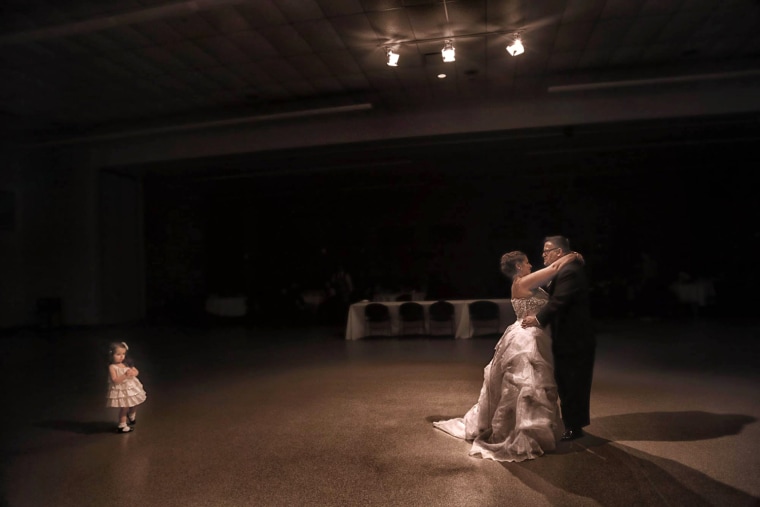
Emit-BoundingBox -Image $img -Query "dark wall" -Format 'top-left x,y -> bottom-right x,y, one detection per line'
143,120 -> 758,322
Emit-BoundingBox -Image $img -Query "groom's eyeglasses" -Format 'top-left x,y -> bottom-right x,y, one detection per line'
542,247 -> 560,256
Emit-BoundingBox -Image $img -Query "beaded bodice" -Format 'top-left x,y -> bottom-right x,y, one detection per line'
511,289 -> 549,320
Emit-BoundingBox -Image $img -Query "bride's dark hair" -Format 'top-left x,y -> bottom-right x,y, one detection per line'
500,251 -> 526,280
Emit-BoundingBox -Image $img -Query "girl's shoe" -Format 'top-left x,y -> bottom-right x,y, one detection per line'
117,424 -> 134,433
128,414 -> 137,426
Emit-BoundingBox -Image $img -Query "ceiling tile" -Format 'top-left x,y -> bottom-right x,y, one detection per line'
366,8 -> 414,42
678,0 -> 720,11
621,16 -> 670,46
444,0 -> 488,36
640,0 -> 682,16
585,18 -> 633,50
195,36 -> 252,65
524,0 -> 571,27
546,51 -> 580,72
105,25 -> 155,48
230,30 -> 281,58
258,25 -> 312,56
336,72 -> 371,90
236,1 -> 289,28
577,47 -> 613,68
315,0 -> 365,17
287,53 -> 333,78
202,7 -> 252,34
0,10 -> 37,33
329,13 -> 380,46
562,0 -> 606,23
451,36 -> 487,64
15,1 -> 71,26
553,21 -> 594,52
254,82 -> 291,100
639,43 -> 683,63
395,65 -> 427,88
105,48 -> 166,76
346,45 -> 389,73
68,31 -> 124,53
599,0 -> 644,19
655,12 -> 709,43
37,36 -> 90,57
142,45 -> 190,71
276,0 -> 326,22
180,69 -> 227,93
132,20 -> 185,44
281,79 -> 317,96
365,69 -> 401,89
485,0 -> 523,31
360,0 -> 405,11
88,54 -> 137,78
257,58 -> 303,82
229,62 -> 278,86
165,40 -> 220,69
514,51 -> 550,76
608,45 -> 644,66
319,48 -> 364,74
165,14 -> 219,39
522,21 -> 561,54
294,19 -> 347,51
205,66 -> 249,90
309,75 -> 345,93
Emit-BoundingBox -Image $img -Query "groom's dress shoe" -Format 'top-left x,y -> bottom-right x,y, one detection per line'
561,428 -> 584,441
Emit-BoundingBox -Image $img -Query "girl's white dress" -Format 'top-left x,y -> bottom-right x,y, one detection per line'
106,365 -> 147,408
433,290 -> 563,462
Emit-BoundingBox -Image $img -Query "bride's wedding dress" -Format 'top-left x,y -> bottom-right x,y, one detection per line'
433,289 -> 564,462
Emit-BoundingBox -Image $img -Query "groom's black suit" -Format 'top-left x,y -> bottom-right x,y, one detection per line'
535,259 -> 596,430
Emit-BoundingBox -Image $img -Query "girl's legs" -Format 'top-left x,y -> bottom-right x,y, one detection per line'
117,407 -> 132,432
127,406 -> 137,425
118,407 -> 129,425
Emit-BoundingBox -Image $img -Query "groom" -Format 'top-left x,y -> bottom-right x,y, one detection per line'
522,235 -> 596,441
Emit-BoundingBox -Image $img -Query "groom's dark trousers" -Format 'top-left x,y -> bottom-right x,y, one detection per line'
536,261 -> 596,429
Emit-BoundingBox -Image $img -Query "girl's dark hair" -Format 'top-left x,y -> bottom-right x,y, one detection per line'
500,251 -> 526,280
108,341 -> 132,365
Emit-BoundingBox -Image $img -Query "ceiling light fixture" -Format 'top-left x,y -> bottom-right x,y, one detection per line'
442,39 -> 455,62
386,47 -> 399,67
381,29 -> 526,67
506,33 -> 524,56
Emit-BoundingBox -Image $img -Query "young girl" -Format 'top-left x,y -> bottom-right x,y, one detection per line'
106,341 -> 147,433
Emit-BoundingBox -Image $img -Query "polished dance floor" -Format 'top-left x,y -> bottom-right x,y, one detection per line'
1,316 -> 758,507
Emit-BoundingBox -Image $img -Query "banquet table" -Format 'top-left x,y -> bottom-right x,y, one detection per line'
670,279 -> 716,307
205,295 -> 247,317
345,299 -> 515,340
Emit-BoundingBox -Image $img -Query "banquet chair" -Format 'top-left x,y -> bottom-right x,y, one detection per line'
364,303 -> 392,337
398,301 -> 426,337
468,300 -> 501,337
428,300 -> 455,337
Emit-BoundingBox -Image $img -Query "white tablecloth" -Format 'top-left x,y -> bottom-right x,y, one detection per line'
670,280 -> 716,306
345,299 -> 515,340
205,295 -> 247,317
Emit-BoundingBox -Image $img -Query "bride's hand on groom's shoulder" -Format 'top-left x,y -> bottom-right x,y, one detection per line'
570,251 -> 585,265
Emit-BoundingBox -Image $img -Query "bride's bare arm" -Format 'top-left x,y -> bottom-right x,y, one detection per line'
514,252 -> 582,291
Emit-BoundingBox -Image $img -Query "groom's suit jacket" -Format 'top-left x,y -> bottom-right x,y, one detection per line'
536,260 -> 596,355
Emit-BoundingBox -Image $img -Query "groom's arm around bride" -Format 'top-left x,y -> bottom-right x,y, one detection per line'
522,235 -> 596,441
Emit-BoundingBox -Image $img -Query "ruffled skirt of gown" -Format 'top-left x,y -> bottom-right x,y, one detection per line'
106,377 -> 147,408
433,321 -> 564,462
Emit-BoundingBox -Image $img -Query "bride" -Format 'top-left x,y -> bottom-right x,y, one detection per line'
433,250 -> 581,462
